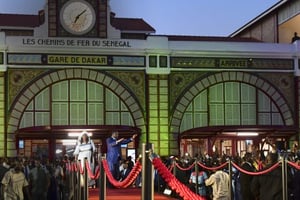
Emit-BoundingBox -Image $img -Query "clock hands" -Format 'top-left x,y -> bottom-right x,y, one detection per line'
73,9 -> 87,23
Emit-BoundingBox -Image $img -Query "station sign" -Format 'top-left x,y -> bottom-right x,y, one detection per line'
7,53 -> 145,67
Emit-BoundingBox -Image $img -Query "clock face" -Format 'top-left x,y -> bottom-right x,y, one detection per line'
60,0 -> 96,35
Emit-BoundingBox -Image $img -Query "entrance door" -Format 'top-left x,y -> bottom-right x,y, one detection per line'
18,139 -> 50,159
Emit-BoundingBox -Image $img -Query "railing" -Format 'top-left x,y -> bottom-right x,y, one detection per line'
64,145 -> 297,200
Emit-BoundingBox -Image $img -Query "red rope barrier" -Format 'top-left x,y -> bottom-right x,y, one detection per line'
168,164 -> 174,172
65,162 -> 70,171
85,161 -> 100,180
197,161 -> 228,171
66,162 -> 77,172
73,162 -> 78,172
70,163 -> 75,172
287,161 -> 300,170
78,162 -> 84,174
102,160 -> 142,188
152,157 -> 205,200
231,161 -> 280,175
175,162 -> 195,171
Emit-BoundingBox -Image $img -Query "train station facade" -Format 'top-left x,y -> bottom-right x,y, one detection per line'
0,0 -> 300,159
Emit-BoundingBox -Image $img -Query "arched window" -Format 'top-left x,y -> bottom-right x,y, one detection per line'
20,79 -> 134,128
180,82 -> 283,132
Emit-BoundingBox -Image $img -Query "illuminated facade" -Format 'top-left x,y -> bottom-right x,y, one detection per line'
0,0 -> 300,159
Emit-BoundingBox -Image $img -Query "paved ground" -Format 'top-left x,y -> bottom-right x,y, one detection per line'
89,188 -> 179,200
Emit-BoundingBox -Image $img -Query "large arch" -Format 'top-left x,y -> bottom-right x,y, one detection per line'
170,71 -> 294,153
7,68 -> 146,156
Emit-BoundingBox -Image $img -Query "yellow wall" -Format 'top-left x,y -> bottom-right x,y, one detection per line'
0,73 -> 5,157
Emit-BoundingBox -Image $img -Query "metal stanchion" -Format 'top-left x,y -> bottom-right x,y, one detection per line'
228,160 -> 232,200
142,143 -> 154,200
69,162 -> 75,200
173,158 -> 177,178
77,161 -> 81,200
84,158 -> 88,200
99,153 -> 106,200
195,159 -> 199,195
281,156 -> 288,200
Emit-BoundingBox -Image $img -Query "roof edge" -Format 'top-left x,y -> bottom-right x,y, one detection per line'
229,0 -> 288,37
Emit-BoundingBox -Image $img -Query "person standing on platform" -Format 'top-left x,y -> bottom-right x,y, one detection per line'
106,131 -> 137,181
74,132 -> 96,170
73,131 -> 96,187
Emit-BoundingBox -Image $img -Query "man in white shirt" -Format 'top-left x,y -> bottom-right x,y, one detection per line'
205,169 -> 230,200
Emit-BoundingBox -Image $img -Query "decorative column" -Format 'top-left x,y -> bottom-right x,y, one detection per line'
0,73 -> 5,157
147,74 -> 170,156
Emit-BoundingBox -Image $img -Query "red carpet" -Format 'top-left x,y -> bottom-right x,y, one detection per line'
89,188 -> 179,200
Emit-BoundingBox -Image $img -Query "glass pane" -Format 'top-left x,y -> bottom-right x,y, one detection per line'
241,83 -> 256,103
106,89 -> 120,111
106,112 -> 120,125
35,112 -> 50,126
52,81 -> 68,101
88,81 -> 103,101
52,103 -> 68,125
194,113 -> 208,127
70,80 -> 86,101
88,103 -> 104,125
271,102 -> 279,112
121,101 -> 128,111
186,103 -> 192,112
209,104 -> 224,125
241,104 -> 256,125
225,82 -> 240,103
258,113 -> 271,125
35,88 -> 50,110
194,90 -> 207,111
70,103 -> 86,125
258,91 -> 270,112
20,112 -> 34,128
26,101 -> 33,110
209,84 -> 223,103
180,113 -> 193,132
272,113 -> 283,125
225,104 -> 240,125
121,112 -> 134,126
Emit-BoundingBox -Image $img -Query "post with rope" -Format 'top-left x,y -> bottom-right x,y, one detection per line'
228,160 -> 232,200
194,159 -> 199,195
142,143 -> 154,200
281,155 -> 288,200
84,158 -> 88,200
99,152 -> 106,200
77,160 -> 81,200
71,162 -> 76,200
172,157 -> 177,179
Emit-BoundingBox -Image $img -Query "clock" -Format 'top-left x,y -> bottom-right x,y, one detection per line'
60,0 -> 96,35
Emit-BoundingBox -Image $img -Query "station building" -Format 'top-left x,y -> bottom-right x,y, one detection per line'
0,0 -> 300,159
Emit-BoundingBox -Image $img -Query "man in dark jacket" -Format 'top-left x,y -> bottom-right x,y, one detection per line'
240,153 -> 255,200
251,153 -> 283,200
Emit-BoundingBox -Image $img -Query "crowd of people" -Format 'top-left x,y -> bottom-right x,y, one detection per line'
0,155 -> 69,200
1,132 -> 300,200
164,149 -> 300,200
0,131 -> 138,200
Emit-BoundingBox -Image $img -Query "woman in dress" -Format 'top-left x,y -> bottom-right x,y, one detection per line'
73,131 -> 96,186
